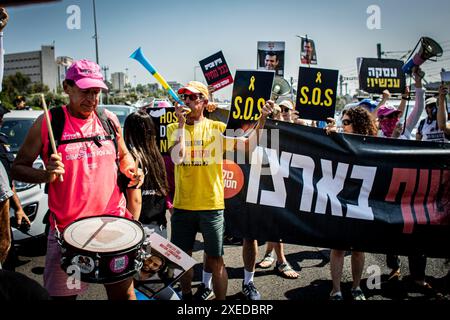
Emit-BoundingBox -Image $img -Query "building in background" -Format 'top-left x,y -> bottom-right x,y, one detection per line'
168,81 -> 182,93
111,72 -> 128,92
56,56 -> 74,88
4,45 -> 59,92
148,83 -> 159,93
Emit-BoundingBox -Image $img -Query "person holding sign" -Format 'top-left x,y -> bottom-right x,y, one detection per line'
167,81 -> 273,301
256,98 -> 300,280
325,106 -> 377,301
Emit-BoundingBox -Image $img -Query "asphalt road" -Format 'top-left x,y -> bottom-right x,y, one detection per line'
12,228 -> 450,301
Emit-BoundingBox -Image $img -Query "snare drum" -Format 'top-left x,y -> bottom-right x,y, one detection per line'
60,216 -> 146,284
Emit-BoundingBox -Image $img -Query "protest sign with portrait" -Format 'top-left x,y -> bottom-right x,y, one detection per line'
300,37 -> 318,65
134,232 -> 197,299
257,41 -> 285,77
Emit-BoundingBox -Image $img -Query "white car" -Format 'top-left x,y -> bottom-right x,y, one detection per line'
1,110 -> 49,242
97,104 -> 137,127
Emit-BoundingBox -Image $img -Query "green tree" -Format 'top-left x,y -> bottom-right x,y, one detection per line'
2,72 -> 31,101
29,82 -> 50,94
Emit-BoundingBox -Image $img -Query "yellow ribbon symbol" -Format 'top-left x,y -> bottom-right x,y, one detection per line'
315,72 -> 322,84
248,76 -> 256,91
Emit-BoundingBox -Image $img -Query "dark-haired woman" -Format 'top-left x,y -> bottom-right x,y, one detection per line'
325,106 -> 377,300
123,111 -> 170,238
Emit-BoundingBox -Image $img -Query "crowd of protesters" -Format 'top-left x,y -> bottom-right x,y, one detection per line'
0,5 -> 449,302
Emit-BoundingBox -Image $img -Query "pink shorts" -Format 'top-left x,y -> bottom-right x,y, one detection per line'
44,231 -> 89,297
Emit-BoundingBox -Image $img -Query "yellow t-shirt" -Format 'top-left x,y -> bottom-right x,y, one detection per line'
167,119 -> 231,211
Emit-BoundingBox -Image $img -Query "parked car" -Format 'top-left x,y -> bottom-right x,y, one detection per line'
1,110 -> 49,242
97,104 -> 137,127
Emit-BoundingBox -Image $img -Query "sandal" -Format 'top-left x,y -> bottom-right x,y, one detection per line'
276,262 -> 299,279
256,253 -> 275,269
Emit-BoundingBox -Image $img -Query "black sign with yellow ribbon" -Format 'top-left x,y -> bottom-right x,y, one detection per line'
225,70 -> 275,137
295,67 -> 338,121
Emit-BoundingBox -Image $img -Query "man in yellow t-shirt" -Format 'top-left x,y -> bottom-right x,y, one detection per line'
167,81 -> 272,301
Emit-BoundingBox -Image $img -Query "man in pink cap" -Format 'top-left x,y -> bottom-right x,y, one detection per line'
11,59 -> 143,300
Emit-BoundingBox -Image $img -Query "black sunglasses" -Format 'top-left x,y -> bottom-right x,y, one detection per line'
180,93 -> 202,101
342,119 -> 352,126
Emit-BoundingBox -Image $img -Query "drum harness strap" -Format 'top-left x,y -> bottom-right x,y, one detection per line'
44,106 -> 119,194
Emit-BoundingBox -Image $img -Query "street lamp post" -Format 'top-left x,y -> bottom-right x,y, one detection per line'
92,0 -> 99,64
194,66 -> 201,81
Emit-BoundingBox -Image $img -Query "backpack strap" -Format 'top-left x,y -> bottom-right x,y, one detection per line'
96,108 -> 119,161
44,107 -> 120,193
47,107 -> 65,160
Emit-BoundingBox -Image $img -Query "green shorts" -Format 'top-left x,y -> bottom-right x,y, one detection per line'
170,209 -> 225,257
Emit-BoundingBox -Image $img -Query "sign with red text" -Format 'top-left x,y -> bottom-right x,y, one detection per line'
134,232 -> 197,299
224,121 -> 450,258
199,51 -> 233,91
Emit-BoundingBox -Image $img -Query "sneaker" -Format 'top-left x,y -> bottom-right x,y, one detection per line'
329,291 -> 344,301
193,283 -> 214,300
242,281 -> 261,300
351,287 -> 366,300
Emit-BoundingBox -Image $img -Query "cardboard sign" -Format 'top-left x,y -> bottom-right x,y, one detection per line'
257,41 -> 285,77
134,232 -> 197,299
295,67 -> 338,121
146,107 -> 178,155
300,37 -> 318,65
199,51 -> 233,91
358,58 -> 406,94
225,70 -> 275,137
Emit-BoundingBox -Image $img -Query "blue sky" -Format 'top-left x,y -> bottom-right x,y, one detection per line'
4,0 -> 450,99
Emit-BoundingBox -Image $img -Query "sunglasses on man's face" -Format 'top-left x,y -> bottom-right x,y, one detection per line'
281,107 -> 290,113
342,119 -> 352,126
180,93 -> 202,101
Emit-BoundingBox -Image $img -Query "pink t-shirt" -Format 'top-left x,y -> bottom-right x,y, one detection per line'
41,106 -> 130,230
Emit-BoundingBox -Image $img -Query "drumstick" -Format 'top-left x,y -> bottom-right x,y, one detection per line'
81,220 -> 108,249
41,94 -> 64,182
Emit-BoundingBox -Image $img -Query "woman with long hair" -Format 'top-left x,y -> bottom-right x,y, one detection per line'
123,111 -> 169,237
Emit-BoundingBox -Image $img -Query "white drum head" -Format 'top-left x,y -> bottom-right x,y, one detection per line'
64,216 -> 143,253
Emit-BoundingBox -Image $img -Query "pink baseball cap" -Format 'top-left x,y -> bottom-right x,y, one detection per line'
155,101 -> 172,108
65,59 -> 108,90
376,105 -> 401,118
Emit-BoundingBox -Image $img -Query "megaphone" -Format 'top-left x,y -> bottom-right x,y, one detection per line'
402,37 -> 443,75
271,76 -> 291,100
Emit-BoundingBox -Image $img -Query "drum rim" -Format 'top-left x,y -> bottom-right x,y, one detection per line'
62,215 -> 145,254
